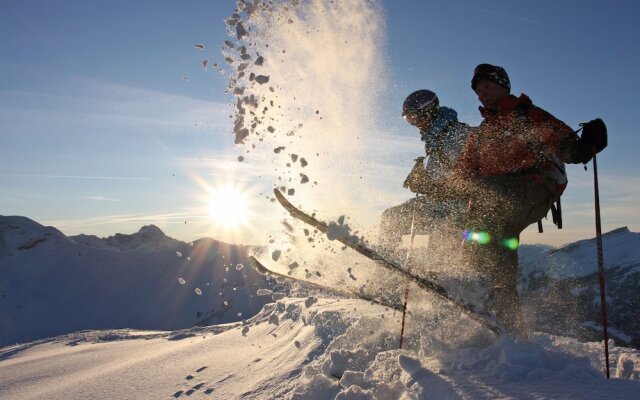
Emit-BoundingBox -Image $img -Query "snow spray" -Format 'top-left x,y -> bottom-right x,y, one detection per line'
223,0 -> 388,226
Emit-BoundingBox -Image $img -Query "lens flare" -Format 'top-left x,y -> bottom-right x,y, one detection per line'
501,237 -> 519,251
463,230 -> 491,245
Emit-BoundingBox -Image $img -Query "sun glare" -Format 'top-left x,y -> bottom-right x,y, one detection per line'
209,186 -> 250,229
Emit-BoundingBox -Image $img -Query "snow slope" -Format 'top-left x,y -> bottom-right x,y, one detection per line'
2,216 -> 640,398
1,297 -> 639,400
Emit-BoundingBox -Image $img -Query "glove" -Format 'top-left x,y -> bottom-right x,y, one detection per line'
578,118 -> 607,163
403,157 -> 429,194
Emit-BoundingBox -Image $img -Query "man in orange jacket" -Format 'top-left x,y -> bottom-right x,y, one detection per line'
456,64 -> 606,337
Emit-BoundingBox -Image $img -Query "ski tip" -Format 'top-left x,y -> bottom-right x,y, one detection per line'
273,188 -> 292,209
273,187 -> 286,201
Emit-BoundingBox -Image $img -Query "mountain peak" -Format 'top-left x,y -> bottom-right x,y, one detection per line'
1,215 -> 45,232
0,215 -> 69,253
102,225 -> 179,251
550,226 -> 634,256
137,224 -> 168,239
603,226 -> 630,236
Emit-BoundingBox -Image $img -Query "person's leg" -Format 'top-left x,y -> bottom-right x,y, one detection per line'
496,178 -> 556,337
463,176 -> 554,337
486,242 -> 526,337
380,200 -> 414,249
379,196 -> 435,252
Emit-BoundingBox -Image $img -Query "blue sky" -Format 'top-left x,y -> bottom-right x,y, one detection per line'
1,0 -> 638,246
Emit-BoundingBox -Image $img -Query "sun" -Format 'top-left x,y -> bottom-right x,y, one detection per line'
208,185 -> 250,229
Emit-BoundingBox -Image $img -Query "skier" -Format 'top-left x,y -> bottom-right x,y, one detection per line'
379,89 -> 470,259
456,63 -> 608,337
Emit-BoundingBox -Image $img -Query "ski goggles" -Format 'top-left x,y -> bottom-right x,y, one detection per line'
403,107 -> 437,125
402,101 -> 437,117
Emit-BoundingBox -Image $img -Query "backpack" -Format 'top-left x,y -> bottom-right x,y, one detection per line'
513,102 -> 571,231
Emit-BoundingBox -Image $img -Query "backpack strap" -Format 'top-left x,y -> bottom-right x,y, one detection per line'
551,197 -> 563,229
537,197 -> 563,232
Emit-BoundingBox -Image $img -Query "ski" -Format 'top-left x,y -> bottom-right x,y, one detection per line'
273,188 -> 502,335
250,255 -> 405,312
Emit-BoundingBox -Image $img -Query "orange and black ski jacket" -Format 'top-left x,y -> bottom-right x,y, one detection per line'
456,94 -> 577,184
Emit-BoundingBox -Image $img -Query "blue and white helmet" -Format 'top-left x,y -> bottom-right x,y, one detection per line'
402,89 -> 439,118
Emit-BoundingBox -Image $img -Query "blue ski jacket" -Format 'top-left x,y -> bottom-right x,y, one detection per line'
420,106 -> 470,180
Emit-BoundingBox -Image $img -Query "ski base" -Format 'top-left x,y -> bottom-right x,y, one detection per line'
273,189 -> 502,335
250,255 -> 404,312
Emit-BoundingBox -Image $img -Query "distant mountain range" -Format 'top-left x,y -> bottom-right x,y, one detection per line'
519,226 -> 640,348
1,215 -> 638,349
0,215 -> 279,348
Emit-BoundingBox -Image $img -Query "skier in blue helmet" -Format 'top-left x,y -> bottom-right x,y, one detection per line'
379,90 -> 470,258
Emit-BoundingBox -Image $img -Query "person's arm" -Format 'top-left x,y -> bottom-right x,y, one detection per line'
528,106 -> 607,164
403,159 -> 476,201
526,106 -> 603,163
403,157 -> 429,193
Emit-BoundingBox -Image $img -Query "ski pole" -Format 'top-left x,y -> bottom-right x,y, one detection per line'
592,150 -> 610,379
399,193 -> 420,349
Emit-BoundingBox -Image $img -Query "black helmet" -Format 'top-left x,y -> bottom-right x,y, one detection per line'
471,63 -> 510,92
402,89 -> 439,119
